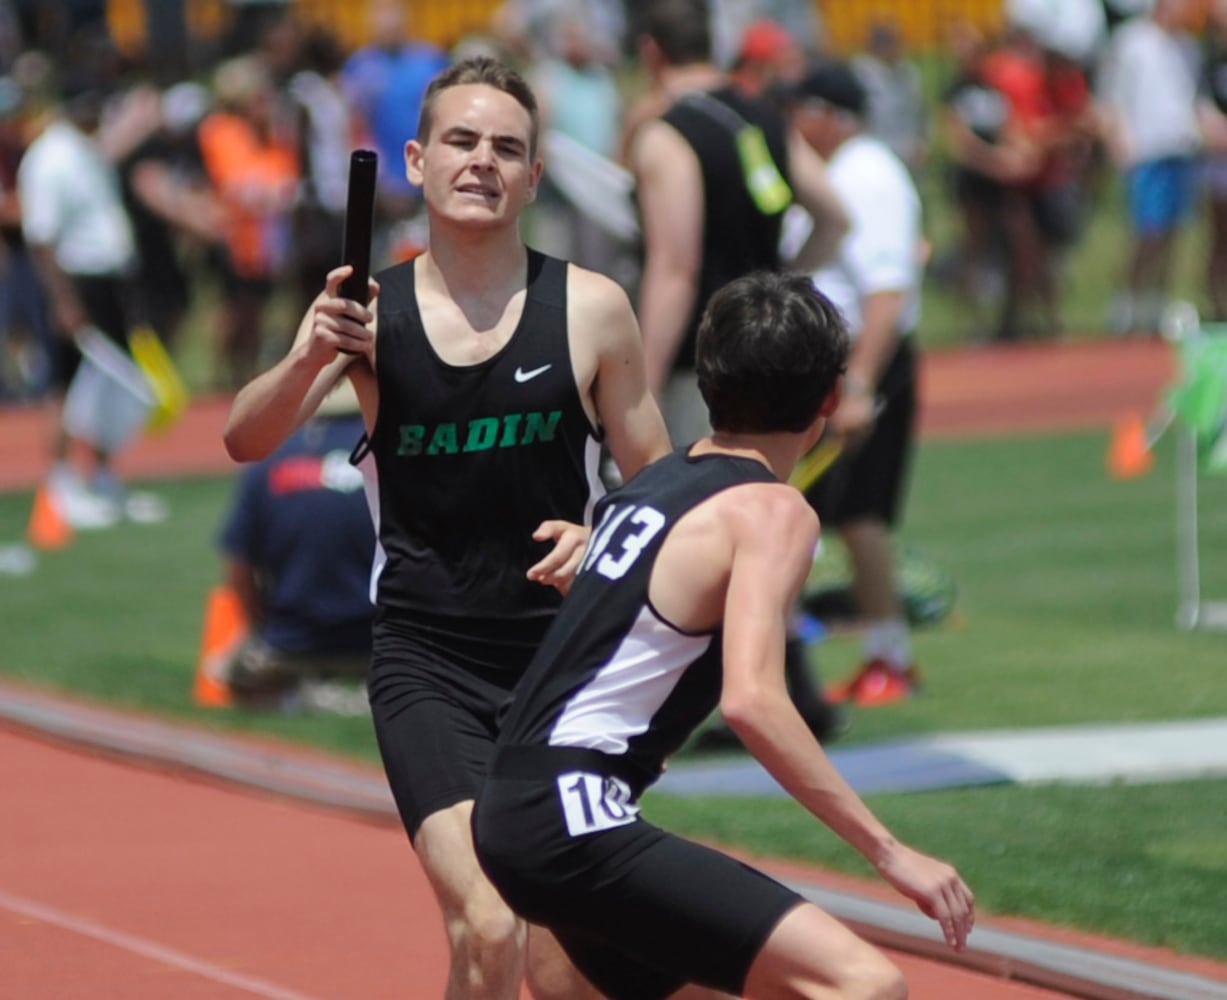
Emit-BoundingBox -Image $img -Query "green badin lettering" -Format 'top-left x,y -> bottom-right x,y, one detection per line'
427,423 -> 460,455
397,425 -> 426,456
465,417 -> 500,452
499,412 -> 523,447
522,410 -> 562,445
396,410 -> 562,457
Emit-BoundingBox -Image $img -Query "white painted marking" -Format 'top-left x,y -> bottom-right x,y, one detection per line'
0,889 -> 326,1000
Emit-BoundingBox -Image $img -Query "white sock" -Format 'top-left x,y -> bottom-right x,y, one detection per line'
48,462 -> 82,497
863,619 -> 911,673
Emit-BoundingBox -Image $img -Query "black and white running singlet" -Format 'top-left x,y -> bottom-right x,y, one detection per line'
494,446 -> 779,791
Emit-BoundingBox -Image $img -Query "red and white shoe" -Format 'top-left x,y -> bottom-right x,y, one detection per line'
828,659 -> 922,707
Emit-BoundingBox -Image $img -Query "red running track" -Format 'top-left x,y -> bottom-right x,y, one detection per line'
2,724 -> 1087,999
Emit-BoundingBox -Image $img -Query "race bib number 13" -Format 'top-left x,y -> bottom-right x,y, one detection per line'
557,771 -> 640,837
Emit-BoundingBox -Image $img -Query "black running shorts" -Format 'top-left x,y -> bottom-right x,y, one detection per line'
473,746 -> 804,999
368,609 -> 547,841
53,275 -> 132,390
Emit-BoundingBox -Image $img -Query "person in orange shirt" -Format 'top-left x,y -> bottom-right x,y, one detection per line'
198,54 -> 299,389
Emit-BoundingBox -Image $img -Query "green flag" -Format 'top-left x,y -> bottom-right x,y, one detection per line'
1167,333 -> 1227,475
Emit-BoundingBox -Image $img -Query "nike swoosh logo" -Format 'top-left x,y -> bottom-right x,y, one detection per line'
514,364 -> 552,383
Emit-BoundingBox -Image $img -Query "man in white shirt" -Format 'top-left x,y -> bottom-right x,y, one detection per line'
19,77 -> 144,526
1096,0 -> 1201,334
789,60 -> 924,707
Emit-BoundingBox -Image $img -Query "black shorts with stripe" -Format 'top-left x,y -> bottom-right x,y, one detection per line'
473,745 -> 804,1000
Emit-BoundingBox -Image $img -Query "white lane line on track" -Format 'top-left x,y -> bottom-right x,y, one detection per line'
0,889 -> 327,1000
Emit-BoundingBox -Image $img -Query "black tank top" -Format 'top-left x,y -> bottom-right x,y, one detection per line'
367,249 -> 604,625
495,447 -> 778,791
661,86 -> 790,371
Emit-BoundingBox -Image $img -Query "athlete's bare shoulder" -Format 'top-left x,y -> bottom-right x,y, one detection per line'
565,260 -> 634,323
720,479 -> 820,554
564,261 -> 642,373
652,478 -> 816,632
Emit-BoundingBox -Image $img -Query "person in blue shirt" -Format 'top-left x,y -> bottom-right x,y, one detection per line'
342,0 -> 448,261
217,382 -> 374,708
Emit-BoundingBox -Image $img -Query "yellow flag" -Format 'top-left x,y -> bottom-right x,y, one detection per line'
129,326 -> 190,432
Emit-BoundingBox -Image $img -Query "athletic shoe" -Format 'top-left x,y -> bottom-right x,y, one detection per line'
827,659 -> 922,707
50,473 -> 120,530
92,468 -> 170,526
124,491 -> 170,524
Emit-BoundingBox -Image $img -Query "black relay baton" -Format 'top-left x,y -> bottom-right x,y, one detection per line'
339,149 -> 378,306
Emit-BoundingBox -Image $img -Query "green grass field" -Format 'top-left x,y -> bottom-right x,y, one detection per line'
1,426 -> 1225,960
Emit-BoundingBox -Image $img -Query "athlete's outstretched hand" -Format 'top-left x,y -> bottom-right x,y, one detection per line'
527,520 -> 592,595
875,843 -> 975,952
309,265 -> 378,365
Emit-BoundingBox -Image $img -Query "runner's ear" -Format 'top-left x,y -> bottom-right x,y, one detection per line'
820,382 -> 842,418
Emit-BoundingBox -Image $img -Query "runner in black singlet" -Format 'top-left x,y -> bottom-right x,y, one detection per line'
224,57 -> 670,1000
474,271 -> 976,1000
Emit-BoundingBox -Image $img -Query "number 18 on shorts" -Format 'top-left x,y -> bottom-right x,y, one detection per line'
557,771 -> 640,836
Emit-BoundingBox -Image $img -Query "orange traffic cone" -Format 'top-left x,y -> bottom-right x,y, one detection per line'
192,585 -> 250,707
27,483 -> 73,550
1107,412 -> 1155,480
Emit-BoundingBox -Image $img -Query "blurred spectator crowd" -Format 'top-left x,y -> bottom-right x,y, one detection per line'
3,0 -> 1227,405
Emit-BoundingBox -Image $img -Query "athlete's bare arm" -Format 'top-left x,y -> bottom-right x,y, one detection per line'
717,485 -> 976,951
571,267 -> 672,479
224,266 -> 378,461
785,128 -> 849,272
629,120 -> 704,398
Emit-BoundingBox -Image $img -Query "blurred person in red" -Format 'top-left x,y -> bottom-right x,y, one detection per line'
729,17 -> 805,102
938,21 -> 1039,340
981,18 -> 1095,340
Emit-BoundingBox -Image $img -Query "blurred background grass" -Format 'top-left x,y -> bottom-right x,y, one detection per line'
2,424 -> 1224,958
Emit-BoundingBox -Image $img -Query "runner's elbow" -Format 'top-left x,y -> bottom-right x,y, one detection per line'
719,686 -> 773,735
223,424 -> 272,463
